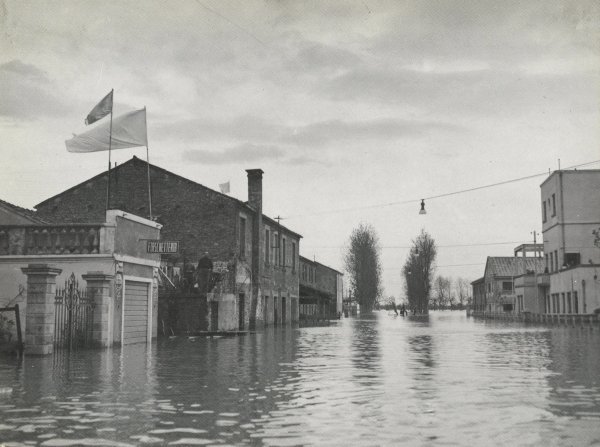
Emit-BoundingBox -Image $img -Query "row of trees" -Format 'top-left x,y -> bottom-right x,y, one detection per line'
344,225 -> 470,314
431,276 -> 472,310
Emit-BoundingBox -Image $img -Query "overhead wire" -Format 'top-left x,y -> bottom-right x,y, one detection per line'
303,240 -> 528,249
284,159 -> 600,219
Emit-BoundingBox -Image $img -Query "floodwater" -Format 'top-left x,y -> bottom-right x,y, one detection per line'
1,312 -> 599,446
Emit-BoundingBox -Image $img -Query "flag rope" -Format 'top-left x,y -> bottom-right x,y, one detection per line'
144,107 -> 153,220
105,88 -> 114,211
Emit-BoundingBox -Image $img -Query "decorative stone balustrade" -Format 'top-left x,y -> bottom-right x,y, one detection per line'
0,225 -> 104,256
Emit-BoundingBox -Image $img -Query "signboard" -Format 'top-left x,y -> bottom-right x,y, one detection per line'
213,261 -> 229,273
146,240 -> 179,254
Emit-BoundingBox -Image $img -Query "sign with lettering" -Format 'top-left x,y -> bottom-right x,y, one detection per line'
213,261 -> 229,273
146,240 -> 179,254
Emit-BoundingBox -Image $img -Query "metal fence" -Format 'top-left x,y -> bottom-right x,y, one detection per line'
54,273 -> 95,350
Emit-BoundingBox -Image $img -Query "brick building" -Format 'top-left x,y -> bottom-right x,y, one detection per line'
35,156 -> 301,331
299,255 -> 343,319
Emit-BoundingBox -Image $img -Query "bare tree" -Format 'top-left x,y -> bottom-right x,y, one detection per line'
454,277 -> 472,309
344,223 -> 382,313
402,230 -> 437,314
433,275 -> 452,309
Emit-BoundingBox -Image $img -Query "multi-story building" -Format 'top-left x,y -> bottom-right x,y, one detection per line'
538,170 -> 600,315
35,156 -> 302,331
474,247 -> 544,314
299,256 -> 343,319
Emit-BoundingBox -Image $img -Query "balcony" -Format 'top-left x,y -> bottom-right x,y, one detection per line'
537,273 -> 550,287
497,294 -> 516,305
0,224 -> 108,256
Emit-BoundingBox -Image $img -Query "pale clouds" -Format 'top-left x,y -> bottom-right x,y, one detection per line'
317,67 -> 599,117
182,143 -> 286,165
0,60 -> 71,119
163,115 -> 461,165
2,0 -> 599,293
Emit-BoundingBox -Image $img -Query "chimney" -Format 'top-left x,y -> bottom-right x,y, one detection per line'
245,169 -> 264,330
246,169 -> 263,215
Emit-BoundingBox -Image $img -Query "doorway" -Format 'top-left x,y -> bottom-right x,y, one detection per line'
239,293 -> 245,330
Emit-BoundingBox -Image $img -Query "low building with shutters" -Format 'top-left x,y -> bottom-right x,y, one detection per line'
299,256 -> 343,320
34,157 -> 302,333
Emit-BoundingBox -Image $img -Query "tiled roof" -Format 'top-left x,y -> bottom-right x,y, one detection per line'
35,156 -> 302,238
485,256 -> 545,277
0,198 -> 50,224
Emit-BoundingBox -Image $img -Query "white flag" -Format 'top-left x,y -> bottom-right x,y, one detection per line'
66,109 -> 147,153
219,181 -> 230,194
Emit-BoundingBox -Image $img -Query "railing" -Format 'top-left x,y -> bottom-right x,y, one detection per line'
524,312 -> 599,326
299,313 -> 335,327
0,225 -> 104,256
473,311 -> 526,321
471,310 -> 599,327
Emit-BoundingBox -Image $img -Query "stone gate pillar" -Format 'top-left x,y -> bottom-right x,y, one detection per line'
83,272 -> 115,348
21,263 -> 62,356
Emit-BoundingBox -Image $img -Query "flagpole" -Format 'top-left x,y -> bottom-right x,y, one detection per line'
144,106 -> 153,220
106,88 -> 114,212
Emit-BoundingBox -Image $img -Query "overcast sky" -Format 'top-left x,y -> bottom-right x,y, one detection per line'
2,0 -> 599,298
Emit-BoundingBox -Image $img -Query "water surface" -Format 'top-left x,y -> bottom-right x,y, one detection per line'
0,311 -> 599,446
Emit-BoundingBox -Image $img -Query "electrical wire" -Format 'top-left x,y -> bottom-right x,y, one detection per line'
303,240 -> 528,249
284,159 -> 600,219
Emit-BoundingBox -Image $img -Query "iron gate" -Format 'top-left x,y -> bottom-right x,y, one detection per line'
54,273 -> 94,350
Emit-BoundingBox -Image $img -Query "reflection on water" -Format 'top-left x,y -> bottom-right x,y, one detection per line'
0,312 -> 599,446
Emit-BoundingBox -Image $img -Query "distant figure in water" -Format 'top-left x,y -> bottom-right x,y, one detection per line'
400,305 -> 406,316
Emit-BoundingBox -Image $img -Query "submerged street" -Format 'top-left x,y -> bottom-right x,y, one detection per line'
1,312 -> 599,446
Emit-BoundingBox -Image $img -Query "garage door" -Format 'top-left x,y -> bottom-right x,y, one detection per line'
123,280 -> 149,345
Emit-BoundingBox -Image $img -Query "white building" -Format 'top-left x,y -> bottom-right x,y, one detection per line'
538,170 -> 600,315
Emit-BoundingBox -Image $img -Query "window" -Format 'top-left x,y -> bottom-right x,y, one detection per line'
567,292 -> 572,314
564,253 -> 580,267
542,201 -> 547,223
573,291 -> 579,314
561,293 -> 565,313
239,217 -> 246,258
265,229 -> 270,265
282,237 -> 286,267
273,232 -> 279,265
502,281 -> 513,292
292,242 -> 296,272
487,283 -> 491,293
551,193 -> 556,216
554,250 -> 559,271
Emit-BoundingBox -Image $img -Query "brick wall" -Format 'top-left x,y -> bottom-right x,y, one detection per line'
36,157 -> 238,265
